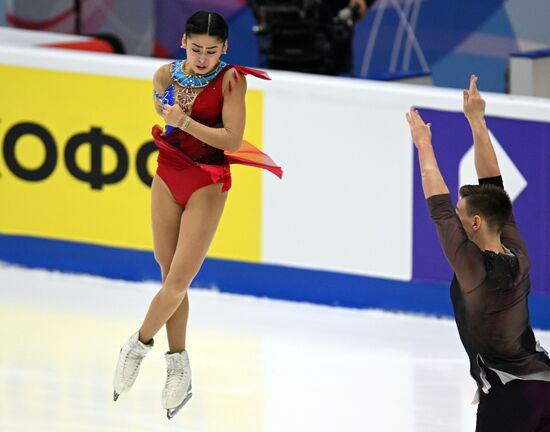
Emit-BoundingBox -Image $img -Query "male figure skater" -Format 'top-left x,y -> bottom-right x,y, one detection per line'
407,75 -> 550,431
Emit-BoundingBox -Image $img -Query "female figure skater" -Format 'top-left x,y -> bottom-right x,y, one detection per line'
112,11 -> 282,419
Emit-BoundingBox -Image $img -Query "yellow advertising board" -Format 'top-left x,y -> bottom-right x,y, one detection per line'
0,64 -> 262,262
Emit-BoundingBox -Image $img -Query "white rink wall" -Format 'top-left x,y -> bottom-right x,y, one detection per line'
255,71 -> 550,280
1,44 -> 550,323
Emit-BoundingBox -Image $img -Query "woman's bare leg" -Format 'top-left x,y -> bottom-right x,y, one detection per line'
165,294 -> 189,353
138,175 -> 182,343
139,181 -> 227,346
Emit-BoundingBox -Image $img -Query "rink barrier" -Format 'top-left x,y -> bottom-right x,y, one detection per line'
2,45 -> 550,324
2,233 -> 550,330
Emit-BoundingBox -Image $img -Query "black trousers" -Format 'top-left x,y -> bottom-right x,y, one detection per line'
476,369 -> 550,432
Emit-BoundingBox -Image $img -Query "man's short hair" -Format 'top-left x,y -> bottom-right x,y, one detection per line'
459,184 -> 513,233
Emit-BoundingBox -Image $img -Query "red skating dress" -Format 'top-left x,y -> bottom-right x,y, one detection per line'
152,64 -> 283,207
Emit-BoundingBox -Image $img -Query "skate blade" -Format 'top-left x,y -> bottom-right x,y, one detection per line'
113,391 -> 120,402
166,392 -> 192,419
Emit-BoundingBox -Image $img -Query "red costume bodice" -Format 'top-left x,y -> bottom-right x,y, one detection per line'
152,65 -> 282,192
160,64 -> 232,164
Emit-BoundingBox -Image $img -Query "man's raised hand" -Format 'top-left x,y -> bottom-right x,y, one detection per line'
406,107 -> 432,150
463,75 -> 486,121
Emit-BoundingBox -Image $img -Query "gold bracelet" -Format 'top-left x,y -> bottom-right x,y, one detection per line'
179,116 -> 191,131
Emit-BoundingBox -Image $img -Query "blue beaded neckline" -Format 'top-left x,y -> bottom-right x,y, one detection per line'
170,60 -> 227,89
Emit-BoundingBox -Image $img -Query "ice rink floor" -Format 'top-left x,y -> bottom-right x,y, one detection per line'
2,263 -> 549,431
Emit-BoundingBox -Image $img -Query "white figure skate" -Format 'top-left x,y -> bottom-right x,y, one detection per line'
162,351 -> 193,419
113,331 -> 153,401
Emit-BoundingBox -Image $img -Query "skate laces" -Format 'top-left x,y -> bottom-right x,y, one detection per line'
165,356 -> 190,395
121,341 -> 147,378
